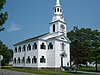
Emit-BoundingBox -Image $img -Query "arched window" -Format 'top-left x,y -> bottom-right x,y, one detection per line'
27,44 -> 31,51
55,8 -> 56,12
48,42 -> 53,49
57,8 -> 59,12
14,47 -> 17,53
18,46 -> 21,52
14,58 -> 16,64
32,56 -> 37,63
18,57 -> 20,64
53,24 -> 55,32
40,43 -> 46,50
40,56 -> 46,63
23,45 -> 25,51
26,56 -> 31,64
33,42 -> 37,50
22,57 -> 25,63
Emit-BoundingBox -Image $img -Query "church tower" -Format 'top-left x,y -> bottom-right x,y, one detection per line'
50,0 -> 67,35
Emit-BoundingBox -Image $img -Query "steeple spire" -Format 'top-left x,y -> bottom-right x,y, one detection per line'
54,0 -> 62,15
51,0 -> 65,22
56,0 -> 60,6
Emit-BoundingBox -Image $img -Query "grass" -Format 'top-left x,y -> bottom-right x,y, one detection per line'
77,66 -> 100,72
2,67 -> 97,75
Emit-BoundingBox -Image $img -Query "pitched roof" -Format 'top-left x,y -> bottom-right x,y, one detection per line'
14,33 -> 49,46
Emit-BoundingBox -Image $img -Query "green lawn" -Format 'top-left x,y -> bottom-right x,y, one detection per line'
3,67 -> 97,75
77,66 -> 100,72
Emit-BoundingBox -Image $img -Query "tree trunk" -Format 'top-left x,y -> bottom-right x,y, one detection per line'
95,60 -> 98,72
75,64 -> 78,72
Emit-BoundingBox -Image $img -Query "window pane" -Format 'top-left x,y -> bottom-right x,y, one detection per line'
22,57 -> 25,63
53,24 -> 55,32
14,47 -> 17,53
33,43 -> 37,50
27,44 -> 31,51
57,8 -> 59,12
18,46 -> 21,52
40,43 -> 46,50
29,44 -> 31,50
48,42 -> 53,49
55,8 -> 56,12
23,45 -> 25,51
18,57 -> 20,64
26,56 -> 31,64
32,56 -> 37,63
14,58 -> 16,64
40,56 -> 46,63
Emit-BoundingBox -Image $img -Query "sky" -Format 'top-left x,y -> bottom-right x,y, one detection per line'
0,0 -> 100,49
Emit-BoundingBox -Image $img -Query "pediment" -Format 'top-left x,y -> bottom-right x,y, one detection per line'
55,34 -> 71,43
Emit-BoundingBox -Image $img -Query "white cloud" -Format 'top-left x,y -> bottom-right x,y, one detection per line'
8,23 -> 21,32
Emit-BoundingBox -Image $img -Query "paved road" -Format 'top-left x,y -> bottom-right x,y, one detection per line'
0,69 -> 43,75
77,71 -> 100,75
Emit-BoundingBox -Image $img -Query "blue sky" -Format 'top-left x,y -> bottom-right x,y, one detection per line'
0,0 -> 100,49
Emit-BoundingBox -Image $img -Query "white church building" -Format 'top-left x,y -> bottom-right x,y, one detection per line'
13,0 -> 71,69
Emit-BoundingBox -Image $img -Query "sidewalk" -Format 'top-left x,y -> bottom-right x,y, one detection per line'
0,69 -> 43,75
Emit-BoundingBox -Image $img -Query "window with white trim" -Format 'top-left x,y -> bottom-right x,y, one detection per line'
32,56 -> 37,63
18,57 -> 20,64
27,44 -> 31,51
26,56 -> 31,64
18,46 -> 21,52
33,42 -> 37,50
40,43 -> 46,50
14,47 -> 17,53
13,58 -> 16,64
23,45 -> 25,51
40,56 -> 46,63
22,57 -> 25,63
48,42 -> 53,49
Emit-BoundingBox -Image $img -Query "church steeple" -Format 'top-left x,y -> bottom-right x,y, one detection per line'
49,0 -> 67,34
52,0 -> 65,22
56,0 -> 60,6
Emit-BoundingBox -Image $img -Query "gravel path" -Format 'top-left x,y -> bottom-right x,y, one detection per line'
0,69 -> 43,75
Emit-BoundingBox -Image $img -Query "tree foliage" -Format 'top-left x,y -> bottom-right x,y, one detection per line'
0,0 -> 8,31
0,40 -> 11,66
90,30 -> 100,71
68,26 -> 91,65
68,26 -> 100,71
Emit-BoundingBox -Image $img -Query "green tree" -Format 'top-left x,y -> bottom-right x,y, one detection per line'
0,40 -> 11,66
90,30 -> 100,71
68,26 -> 91,65
9,49 -> 13,58
0,0 -> 8,31
68,26 -> 100,71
